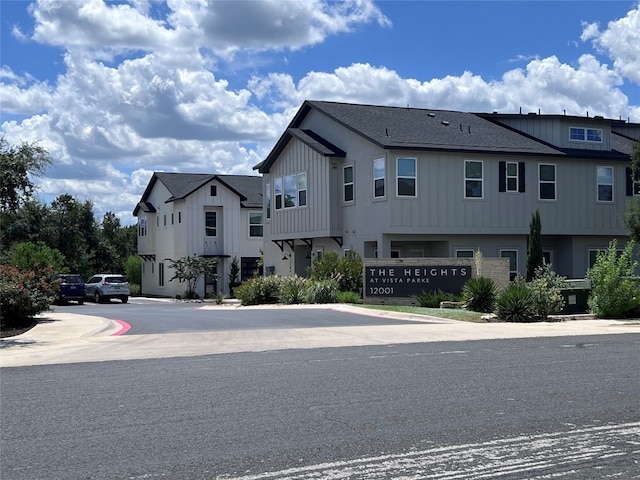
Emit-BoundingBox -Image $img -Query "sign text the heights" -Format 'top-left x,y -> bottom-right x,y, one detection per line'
365,265 -> 471,297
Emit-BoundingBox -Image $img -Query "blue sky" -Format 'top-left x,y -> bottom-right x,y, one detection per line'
1,0 -> 639,225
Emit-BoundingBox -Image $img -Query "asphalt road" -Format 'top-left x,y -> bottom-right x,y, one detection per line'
2,334 -> 639,479
50,298 -> 427,334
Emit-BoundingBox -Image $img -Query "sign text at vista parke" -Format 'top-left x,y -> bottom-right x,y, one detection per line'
365,265 -> 471,297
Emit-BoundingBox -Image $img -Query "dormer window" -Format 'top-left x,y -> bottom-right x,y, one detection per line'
570,127 -> 602,143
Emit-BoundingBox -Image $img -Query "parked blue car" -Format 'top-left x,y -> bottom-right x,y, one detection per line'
54,274 -> 85,305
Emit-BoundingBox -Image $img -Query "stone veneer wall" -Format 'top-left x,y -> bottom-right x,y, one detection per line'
363,257 -> 510,306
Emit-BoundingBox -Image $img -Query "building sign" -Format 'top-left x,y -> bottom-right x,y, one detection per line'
365,265 -> 471,297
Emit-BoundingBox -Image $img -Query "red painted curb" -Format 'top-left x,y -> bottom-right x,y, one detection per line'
112,319 -> 131,336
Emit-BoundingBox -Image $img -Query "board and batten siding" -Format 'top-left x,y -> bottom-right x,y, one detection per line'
492,116 -> 612,151
268,138 -> 339,238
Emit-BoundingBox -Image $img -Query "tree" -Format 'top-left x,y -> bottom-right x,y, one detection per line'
166,255 -> 218,299
228,257 -> 241,296
0,138 -> 51,213
526,209 -> 544,282
7,241 -> 66,272
624,140 -> 640,243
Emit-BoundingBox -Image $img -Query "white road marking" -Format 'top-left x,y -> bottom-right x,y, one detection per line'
218,423 -> 640,480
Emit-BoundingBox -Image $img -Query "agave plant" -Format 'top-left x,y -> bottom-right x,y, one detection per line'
496,283 -> 536,322
462,277 -> 497,313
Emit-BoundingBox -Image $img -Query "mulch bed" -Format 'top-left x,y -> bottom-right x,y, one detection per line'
0,319 -> 38,338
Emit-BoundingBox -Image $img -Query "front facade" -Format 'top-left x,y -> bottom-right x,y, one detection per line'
256,101 -> 640,280
134,173 -> 263,298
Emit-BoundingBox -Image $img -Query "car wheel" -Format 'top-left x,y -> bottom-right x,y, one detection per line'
121,295 -> 128,304
78,299 -> 84,305
94,292 -> 101,303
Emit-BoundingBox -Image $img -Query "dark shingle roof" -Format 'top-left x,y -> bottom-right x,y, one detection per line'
133,172 -> 262,215
257,100 -> 565,173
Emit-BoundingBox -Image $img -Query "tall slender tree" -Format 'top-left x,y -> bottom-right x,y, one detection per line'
624,141 -> 640,243
526,209 -> 544,281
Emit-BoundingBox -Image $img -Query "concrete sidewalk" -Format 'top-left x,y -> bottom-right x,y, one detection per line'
1,305 -> 638,368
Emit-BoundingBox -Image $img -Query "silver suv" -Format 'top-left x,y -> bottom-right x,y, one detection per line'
85,274 -> 130,303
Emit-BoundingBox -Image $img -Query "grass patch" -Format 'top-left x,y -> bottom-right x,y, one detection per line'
359,305 -> 485,322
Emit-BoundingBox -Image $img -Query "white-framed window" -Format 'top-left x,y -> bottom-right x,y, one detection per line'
373,158 -> 385,198
506,162 -> 518,192
539,163 -> 556,200
265,182 -> 271,219
283,174 -> 297,208
397,157 -> 416,197
156,216 -> 159,228
500,249 -> 518,281
455,249 -> 474,258
178,211 -> 182,223
249,212 -> 263,237
205,211 -> 217,236
274,178 -> 283,210
163,214 -> 167,226
570,127 -> 602,143
343,165 -> 354,202
159,262 -> 164,287
171,213 -> 174,225
465,160 -> 483,198
597,166 -> 613,202
210,185 -> 217,196
274,173 -> 307,210
298,173 -> 307,207
138,217 -> 147,237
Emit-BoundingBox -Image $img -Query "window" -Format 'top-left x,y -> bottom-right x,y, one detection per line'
210,185 -> 217,196
570,127 -> 602,143
178,211 -> 182,223
500,250 -> 518,281
283,174 -> 297,208
539,164 -> 556,200
597,166 -> 613,202
138,217 -> 147,236
157,216 -> 159,228
397,157 -> 416,197
465,160 -> 483,198
373,158 -> 385,198
343,165 -> 354,202
274,178 -> 282,210
626,167 -> 640,196
205,211 -> 216,236
266,182 -> 271,219
499,161 -> 525,193
163,214 -> 166,226
298,173 -> 307,207
455,250 -> 474,258
249,212 -> 263,237
159,262 -> 164,287
171,213 -> 174,225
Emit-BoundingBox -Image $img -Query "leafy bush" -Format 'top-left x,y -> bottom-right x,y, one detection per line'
307,250 -> 363,293
234,275 -> 283,305
305,279 -> 339,304
529,263 -> 568,318
415,289 -> 461,308
278,275 -> 308,304
128,283 -> 141,296
587,239 -> 639,318
336,290 -> 362,304
462,277 -> 497,313
495,282 -> 536,322
124,255 -> 142,286
0,264 -> 57,327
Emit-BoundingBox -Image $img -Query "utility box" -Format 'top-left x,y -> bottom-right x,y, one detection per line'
560,279 -> 591,314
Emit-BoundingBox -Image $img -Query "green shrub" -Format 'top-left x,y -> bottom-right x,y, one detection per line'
124,255 -> 142,286
1,264 -> 57,327
336,290 -> 362,304
279,275 -> 308,304
587,239 -> 639,318
415,289 -> 461,308
529,263 -> 568,318
307,250 -> 363,293
128,283 -> 141,296
462,277 -> 497,313
234,275 -> 283,305
496,282 -> 536,322
305,279 -> 339,304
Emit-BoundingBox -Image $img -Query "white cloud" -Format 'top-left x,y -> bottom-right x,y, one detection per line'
2,0 -> 638,226
581,5 -> 640,84
198,0 -> 390,58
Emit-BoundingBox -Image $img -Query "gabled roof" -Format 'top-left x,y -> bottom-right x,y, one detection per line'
257,100 -> 565,173
133,172 -> 262,216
